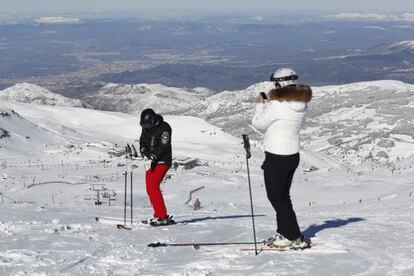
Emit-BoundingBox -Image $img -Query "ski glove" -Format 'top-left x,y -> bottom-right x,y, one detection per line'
150,160 -> 157,172
144,158 -> 158,172
144,159 -> 152,171
140,147 -> 149,158
149,153 -> 158,161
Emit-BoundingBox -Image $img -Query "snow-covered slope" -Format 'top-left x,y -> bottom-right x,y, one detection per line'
184,80 -> 414,165
0,108 -> 64,157
83,83 -> 212,114
0,101 -> 239,162
306,80 -> 414,164
0,83 -> 88,108
1,95 -> 414,275
186,81 -> 273,138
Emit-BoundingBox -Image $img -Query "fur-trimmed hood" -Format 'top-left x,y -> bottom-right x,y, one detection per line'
268,85 -> 312,103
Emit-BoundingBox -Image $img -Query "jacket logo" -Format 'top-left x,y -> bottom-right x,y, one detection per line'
161,132 -> 170,144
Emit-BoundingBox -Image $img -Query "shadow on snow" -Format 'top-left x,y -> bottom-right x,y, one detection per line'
303,217 -> 365,238
178,214 -> 266,224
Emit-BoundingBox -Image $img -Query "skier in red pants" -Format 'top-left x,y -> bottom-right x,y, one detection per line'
139,108 -> 175,226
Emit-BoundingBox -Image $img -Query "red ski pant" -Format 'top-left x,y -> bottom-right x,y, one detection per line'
146,164 -> 169,219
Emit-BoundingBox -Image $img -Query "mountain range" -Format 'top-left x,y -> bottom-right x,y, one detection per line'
1,79 -> 414,165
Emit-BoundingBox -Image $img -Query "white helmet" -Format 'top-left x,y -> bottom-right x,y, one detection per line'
270,68 -> 298,88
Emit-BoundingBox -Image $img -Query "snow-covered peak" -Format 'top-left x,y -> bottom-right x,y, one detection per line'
84,83 -> 208,114
33,17 -> 81,25
0,83 -> 88,108
368,40 -> 414,55
312,80 -> 414,98
325,13 -> 414,22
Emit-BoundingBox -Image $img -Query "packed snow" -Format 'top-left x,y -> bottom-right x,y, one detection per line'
1,82 -> 414,275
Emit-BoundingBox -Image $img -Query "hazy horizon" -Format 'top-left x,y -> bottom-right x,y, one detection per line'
1,0 -> 414,15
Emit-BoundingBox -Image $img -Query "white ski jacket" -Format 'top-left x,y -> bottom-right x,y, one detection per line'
252,85 -> 312,155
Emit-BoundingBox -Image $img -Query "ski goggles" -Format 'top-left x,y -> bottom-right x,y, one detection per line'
270,74 -> 298,82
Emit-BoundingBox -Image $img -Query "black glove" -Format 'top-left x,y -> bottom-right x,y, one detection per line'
150,160 -> 157,172
140,147 -> 149,158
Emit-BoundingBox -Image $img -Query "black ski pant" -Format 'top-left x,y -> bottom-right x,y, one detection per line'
262,151 -> 301,241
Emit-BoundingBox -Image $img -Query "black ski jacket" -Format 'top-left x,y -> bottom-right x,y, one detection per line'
139,115 -> 172,166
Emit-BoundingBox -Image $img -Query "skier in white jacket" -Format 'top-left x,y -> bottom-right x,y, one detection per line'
252,68 -> 312,249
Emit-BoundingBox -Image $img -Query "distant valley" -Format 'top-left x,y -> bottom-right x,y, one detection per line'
0,16 -> 413,96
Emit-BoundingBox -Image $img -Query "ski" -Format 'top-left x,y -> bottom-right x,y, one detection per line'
95,217 -> 130,227
240,237 -> 311,252
95,216 -> 124,223
116,224 -> 132,230
148,241 -> 265,249
149,220 -> 176,227
240,246 -> 310,252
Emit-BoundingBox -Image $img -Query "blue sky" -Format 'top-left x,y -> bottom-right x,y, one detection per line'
2,0 -> 413,14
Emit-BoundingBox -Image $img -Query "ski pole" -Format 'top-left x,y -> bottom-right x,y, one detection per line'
124,144 -> 129,227
124,171 -> 127,227
130,171 -> 133,226
148,241 -> 265,248
242,134 -> 258,255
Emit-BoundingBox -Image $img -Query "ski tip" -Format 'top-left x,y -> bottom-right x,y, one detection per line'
116,224 -> 132,230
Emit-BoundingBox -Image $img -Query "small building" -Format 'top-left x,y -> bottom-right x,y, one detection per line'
108,147 -> 127,158
174,157 -> 199,170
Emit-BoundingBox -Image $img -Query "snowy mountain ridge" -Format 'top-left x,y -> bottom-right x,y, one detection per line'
368,40 -> 414,55
33,17 -> 81,25
3,79 -> 414,165
183,80 -> 414,165
325,12 -> 414,22
0,83 -> 89,108
83,83 -> 213,114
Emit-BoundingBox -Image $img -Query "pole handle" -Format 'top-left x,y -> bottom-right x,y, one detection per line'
242,134 -> 251,159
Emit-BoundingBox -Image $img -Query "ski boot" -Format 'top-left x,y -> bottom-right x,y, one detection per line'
141,217 -> 157,225
267,234 -> 310,250
148,215 -> 176,227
